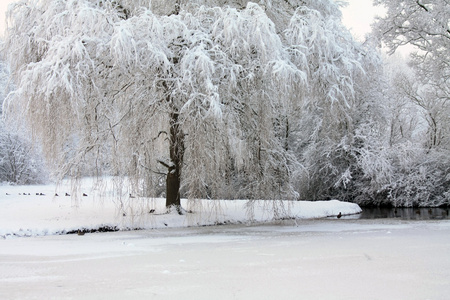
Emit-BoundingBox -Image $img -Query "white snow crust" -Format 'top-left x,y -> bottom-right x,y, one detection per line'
0,179 -> 361,238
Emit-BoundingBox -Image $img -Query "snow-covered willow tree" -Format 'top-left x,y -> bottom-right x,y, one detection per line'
3,0 -> 371,210
3,0 -> 313,210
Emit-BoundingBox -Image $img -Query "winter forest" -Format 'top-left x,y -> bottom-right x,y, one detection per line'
0,0 -> 449,209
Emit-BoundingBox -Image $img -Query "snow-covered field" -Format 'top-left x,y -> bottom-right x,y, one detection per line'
1,180 -> 450,300
0,179 -> 361,238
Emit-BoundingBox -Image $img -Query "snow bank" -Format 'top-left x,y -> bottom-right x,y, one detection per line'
0,179 -> 361,238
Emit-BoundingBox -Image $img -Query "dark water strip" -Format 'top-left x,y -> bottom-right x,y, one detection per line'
358,207 -> 450,220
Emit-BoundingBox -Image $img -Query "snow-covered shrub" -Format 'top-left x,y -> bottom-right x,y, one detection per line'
295,134 -> 358,201
352,143 -> 450,207
296,116 -> 450,207
385,147 -> 450,207
0,123 -> 48,185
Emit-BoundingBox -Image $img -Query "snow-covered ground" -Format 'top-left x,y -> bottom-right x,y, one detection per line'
1,219 -> 450,299
1,180 -> 450,299
0,179 -> 361,238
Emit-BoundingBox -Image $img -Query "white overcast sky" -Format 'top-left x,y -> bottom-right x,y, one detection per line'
0,0 -> 385,39
0,0 -> 14,37
341,0 -> 386,40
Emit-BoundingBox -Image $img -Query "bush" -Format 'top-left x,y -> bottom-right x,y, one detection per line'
0,123 -> 48,185
354,144 -> 450,207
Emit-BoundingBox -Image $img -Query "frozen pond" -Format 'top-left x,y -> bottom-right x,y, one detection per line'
1,219 -> 450,300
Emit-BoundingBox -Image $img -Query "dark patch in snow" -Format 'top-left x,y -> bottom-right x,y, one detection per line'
66,226 -> 120,235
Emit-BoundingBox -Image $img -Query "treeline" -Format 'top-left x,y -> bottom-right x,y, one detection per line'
1,0 -> 448,207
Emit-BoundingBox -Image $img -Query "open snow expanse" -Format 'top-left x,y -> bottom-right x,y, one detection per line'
1,219 -> 450,300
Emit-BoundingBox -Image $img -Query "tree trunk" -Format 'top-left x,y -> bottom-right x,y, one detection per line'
166,166 -> 181,208
165,110 -> 185,213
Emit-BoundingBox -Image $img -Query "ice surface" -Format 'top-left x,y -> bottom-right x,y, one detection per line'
0,219 -> 449,299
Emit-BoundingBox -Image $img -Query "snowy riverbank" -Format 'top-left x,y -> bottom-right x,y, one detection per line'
0,179 -> 361,238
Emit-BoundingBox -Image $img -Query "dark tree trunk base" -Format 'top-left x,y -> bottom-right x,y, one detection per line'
166,204 -> 186,215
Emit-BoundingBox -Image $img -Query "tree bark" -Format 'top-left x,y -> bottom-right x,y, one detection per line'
165,110 -> 185,213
